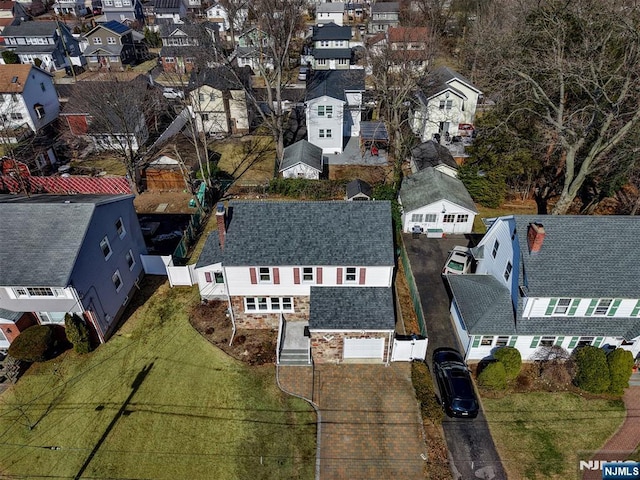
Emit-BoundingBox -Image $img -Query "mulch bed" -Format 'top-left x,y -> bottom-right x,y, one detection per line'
189,300 -> 276,365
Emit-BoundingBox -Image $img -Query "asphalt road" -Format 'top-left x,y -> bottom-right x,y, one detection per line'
402,232 -> 507,480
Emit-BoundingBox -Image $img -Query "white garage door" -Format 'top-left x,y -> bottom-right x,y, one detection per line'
343,338 -> 385,360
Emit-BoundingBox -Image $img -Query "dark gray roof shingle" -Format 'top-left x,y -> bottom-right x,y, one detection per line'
0,308 -> 24,322
195,231 -> 223,268
399,167 -> 477,213
313,23 -> 352,41
207,200 -> 394,267
309,286 -> 395,330
411,140 -> 458,171
306,70 -> 364,101
280,140 -> 323,172
312,48 -> 352,59
346,179 -> 372,199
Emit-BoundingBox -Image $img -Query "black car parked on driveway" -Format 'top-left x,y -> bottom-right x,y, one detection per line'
432,347 -> 479,418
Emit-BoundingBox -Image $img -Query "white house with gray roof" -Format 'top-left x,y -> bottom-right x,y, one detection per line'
279,140 -> 323,179
447,215 -> 640,361
410,66 -> 482,143
399,167 -> 477,235
305,70 -> 365,154
194,201 -> 396,364
0,194 -> 147,345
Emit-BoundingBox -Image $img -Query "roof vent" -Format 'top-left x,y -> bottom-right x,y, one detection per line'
10,76 -> 18,83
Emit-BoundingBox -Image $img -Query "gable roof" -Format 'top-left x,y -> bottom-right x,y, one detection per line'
316,2 -> 345,13
3,20 -> 57,37
280,140 -> 323,172
387,26 -> 429,43
309,286 -> 395,330
0,64 -> 33,93
87,20 -> 130,37
0,194 -> 134,287
371,2 -> 399,13
417,66 -> 480,103
313,22 -> 352,41
188,65 -> 247,90
399,167 -> 477,213
312,48 -> 351,59
306,69 -> 364,101
411,140 -> 458,171
346,179 -> 372,199
513,215 -> 640,298
199,200 -> 395,267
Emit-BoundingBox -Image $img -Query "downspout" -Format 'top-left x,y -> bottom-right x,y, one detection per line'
222,266 -> 236,346
386,330 -> 393,366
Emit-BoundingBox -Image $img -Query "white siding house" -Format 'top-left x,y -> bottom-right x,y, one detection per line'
411,66 -> 482,143
316,2 -> 345,25
399,167 -> 477,235
279,140 -> 323,179
447,216 -> 640,362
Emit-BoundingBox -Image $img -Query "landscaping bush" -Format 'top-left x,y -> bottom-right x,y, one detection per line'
573,346 -> 610,393
411,362 -> 444,422
1,50 -> 18,64
493,346 -> 522,380
64,313 -> 92,354
8,325 -> 55,362
267,178 -> 347,200
478,361 -> 507,390
607,348 -> 634,395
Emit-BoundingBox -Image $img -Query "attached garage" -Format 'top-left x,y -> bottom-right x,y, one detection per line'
343,337 -> 385,360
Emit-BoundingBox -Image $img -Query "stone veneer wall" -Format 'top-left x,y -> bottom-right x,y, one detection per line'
311,332 -> 390,364
230,296 -> 310,329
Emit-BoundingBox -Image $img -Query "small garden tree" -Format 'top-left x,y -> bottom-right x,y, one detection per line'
8,325 -> 55,362
493,346 -> 522,380
478,361 -> 507,390
573,346 -> 610,394
607,348 -> 634,395
64,313 -> 92,354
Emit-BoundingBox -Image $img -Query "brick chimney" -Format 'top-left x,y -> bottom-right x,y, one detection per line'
527,222 -> 545,253
216,203 -> 226,249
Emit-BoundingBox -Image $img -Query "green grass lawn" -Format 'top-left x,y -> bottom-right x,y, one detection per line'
473,203 -> 539,233
0,281 -> 315,479
483,392 -> 625,479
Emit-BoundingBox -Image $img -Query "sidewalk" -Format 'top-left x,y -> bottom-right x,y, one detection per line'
582,384 -> 640,480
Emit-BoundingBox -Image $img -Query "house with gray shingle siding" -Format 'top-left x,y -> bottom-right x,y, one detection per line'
194,201 -> 396,364
447,215 -> 640,361
279,140 -> 323,179
399,167 -> 477,235
0,194 -> 147,345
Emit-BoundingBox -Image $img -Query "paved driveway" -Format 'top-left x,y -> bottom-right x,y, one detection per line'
279,363 -> 428,480
403,233 -> 507,480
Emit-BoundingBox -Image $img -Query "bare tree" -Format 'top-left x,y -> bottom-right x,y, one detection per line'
472,0 -> 640,214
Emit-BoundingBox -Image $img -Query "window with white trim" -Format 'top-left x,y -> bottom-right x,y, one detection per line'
37,312 -> 67,324
126,249 -> 135,270
318,128 -> 332,138
345,267 -> 357,282
539,336 -> 556,347
316,59 -> 327,65
112,270 -> 123,292
13,287 -> 67,298
480,336 -> 493,346
492,240 -> 499,258
116,217 -> 126,238
577,336 -> 594,347
107,37 -> 116,44
504,261 -> 512,281
594,299 -> 613,315
445,100 -> 453,110
411,213 -> 423,222
553,298 -> 571,314
424,213 -> 437,222
495,336 -> 510,347
93,37 -> 102,45
443,214 -> 455,223
259,267 -> 271,283
100,236 -> 112,260
244,297 -> 294,312
439,100 -> 445,110
456,214 -> 468,223
302,267 -> 314,282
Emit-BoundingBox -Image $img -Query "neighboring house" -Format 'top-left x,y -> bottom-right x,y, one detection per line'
0,194 -> 147,344
53,0 -> 87,16
194,201 -> 396,364
153,0 -> 185,24
83,20 -> 148,70
205,1 -> 246,32
59,77 -> 150,152
182,0 -> 202,17
2,21 -> 85,72
188,65 -> 251,135
279,140 -> 323,179
368,2 -> 399,33
316,2 -> 344,25
383,26 -> 431,72
398,167 -> 477,235
345,2 -> 365,23
0,64 -> 60,135
346,178 -> 371,201
305,69 -> 365,154
234,28 -> 274,71
312,22 -> 352,70
0,308 -> 37,353
159,22 -> 218,73
447,215 -> 640,362
409,140 -> 458,177
102,0 -> 144,23
411,66 -> 482,143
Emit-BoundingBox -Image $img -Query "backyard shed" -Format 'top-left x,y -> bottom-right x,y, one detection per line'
144,156 -> 189,191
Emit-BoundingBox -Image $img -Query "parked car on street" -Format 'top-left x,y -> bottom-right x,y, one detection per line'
432,347 -> 479,418
162,87 -> 184,100
442,246 -> 473,275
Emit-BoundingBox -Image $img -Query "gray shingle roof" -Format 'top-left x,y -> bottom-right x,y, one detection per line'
0,308 -> 24,322
309,286 -> 395,330
0,194 -> 134,287
346,179 -> 372,199
312,48 -> 352,59
306,70 -> 364,101
411,140 -> 458,171
188,65 -> 247,91
202,200 -> 394,267
513,215 -> 640,298
399,167 -> 477,213
195,231 -> 223,268
313,23 -> 352,41
3,21 -> 57,37
280,140 -> 323,172
447,275 -> 516,335
371,2 -> 399,12
316,2 -> 345,13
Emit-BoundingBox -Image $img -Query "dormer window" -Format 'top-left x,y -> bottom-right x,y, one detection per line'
34,104 -> 45,119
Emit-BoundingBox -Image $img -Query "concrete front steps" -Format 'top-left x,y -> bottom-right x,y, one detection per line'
279,349 -> 311,366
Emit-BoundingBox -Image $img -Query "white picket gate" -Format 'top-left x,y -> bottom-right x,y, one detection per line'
391,335 -> 428,362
